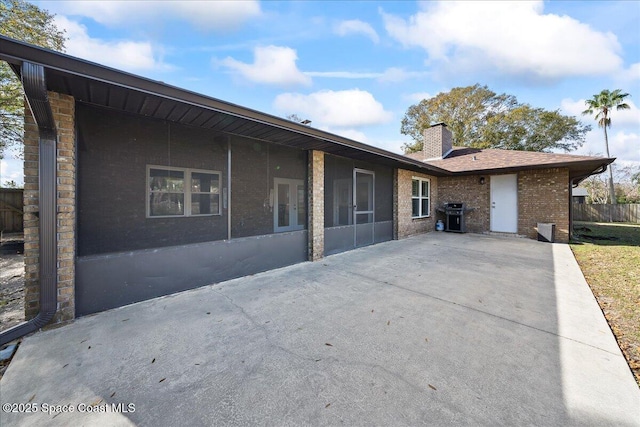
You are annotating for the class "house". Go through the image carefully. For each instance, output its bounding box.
[572,187,589,204]
[0,37,613,344]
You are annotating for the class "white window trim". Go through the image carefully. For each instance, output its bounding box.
[411,177,430,219]
[146,165,221,218]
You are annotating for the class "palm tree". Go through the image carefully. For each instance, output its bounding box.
[582,89,631,205]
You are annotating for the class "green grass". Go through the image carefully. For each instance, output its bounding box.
[571,222,640,386]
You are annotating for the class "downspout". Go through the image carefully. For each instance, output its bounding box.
[0,62,58,346]
[227,136,232,241]
[569,164,607,240]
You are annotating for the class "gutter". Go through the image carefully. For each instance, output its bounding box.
[0,62,58,346]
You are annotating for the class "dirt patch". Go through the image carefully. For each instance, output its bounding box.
[1,232,25,331]
[0,253,25,331]
[0,233,25,379]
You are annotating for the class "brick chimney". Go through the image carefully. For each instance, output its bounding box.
[423,123,453,160]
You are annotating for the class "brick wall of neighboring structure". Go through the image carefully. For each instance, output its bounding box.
[24,92,76,323]
[395,169,438,239]
[437,175,490,233]
[518,168,569,243]
[308,151,324,260]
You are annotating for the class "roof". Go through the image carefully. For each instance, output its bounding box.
[0,36,448,176]
[423,147,614,182]
[0,36,613,182]
[572,187,589,197]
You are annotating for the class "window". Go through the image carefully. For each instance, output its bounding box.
[147,166,220,218]
[411,178,430,218]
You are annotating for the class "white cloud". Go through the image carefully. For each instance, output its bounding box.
[334,19,380,44]
[560,98,640,165]
[585,130,640,164]
[0,158,23,187]
[609,132,640,164]
[619,63,640,83]
[561,98,640,127]
[219,46,311,87]
[404,92,433,103]
[49,1,260,31]
[323,127,370,143]
[54,16,173,72]
[377,67,427,83]
[313,128,407,154]
[305,71,382,79]
[305,67,426,82]
[273,89,393,128]
[381,1,624,79]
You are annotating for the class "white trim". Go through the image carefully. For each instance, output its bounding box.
[146,164,222,218]
[411,176,431,219]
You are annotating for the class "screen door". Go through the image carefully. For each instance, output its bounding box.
[353,169,374,247]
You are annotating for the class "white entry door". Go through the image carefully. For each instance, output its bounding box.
[274,178,305,232]
[490,174,518,233]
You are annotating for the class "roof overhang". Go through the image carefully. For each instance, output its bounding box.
[441,158,614,183]
[0,36,449,176]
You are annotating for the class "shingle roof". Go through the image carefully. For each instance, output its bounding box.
[403,146,614,183]
[425,147,612,173]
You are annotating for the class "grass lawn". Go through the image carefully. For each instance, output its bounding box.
[571,221,640,386]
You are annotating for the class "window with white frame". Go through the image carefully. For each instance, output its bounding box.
[412,178,430,218]
[147,166,220,218]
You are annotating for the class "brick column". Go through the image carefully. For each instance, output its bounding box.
[395,169,438,239]
[23,92,76,323]
[393,169,399,239]
[307,150,324,261]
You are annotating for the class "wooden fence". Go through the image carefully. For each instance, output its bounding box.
[573,203,640,223]
[0,188,23,232]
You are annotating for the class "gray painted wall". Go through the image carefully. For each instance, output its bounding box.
[76,231,308,316]
[325,221,393,256]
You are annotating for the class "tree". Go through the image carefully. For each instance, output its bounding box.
[582,89,631,205]
[2,179,20,188]
[286,114,311,125]
[401,84,590,154]
[581,174,610,204]
[0,0,66,159]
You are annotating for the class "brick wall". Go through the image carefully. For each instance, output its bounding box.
[436,169,570,242]
[518,168,569,243]
[24,92,76,323]
[395,169,438,239]
[308,151,324,260]
[437,175,490,233]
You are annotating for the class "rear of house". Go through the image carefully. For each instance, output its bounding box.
[0,37,613,341]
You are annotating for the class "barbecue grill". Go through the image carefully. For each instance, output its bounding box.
[437,202,473,233]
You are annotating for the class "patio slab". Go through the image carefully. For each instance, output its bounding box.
[1,233,638,426]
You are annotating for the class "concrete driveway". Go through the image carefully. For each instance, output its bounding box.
[1,233,639,426]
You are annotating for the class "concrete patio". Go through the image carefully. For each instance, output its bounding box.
[1,232,638,426]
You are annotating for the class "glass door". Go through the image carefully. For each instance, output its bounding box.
[274,178,305,232]
[353,169,374,247]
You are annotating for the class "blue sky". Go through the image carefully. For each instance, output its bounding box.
[2,0,639,186]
